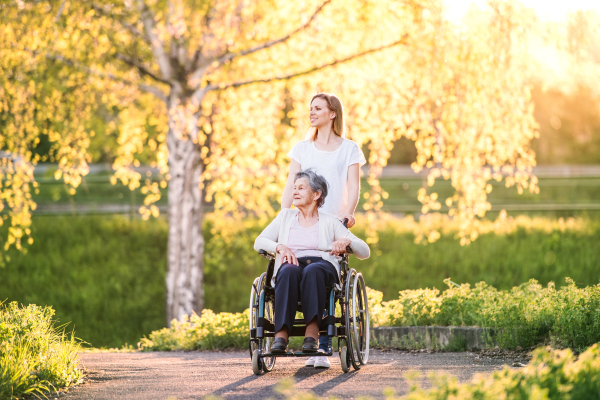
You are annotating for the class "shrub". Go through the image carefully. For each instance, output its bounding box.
[139,309,248,351]
[0,302,82,399]
[402,344,600,399]
[369,278,600,350]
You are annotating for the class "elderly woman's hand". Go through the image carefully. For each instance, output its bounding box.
[330,238,352,256]
[276,244,299,266]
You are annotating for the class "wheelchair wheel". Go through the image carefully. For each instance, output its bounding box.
[252,349,262,375]
[249,273,276,371]
[340,345,350,373]
[249,274,264,358]
[261,292,276,373]
[352,272,370,365]
[345,269,370,369]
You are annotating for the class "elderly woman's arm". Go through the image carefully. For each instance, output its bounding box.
[332,221,370,260]
[254,211,284,254]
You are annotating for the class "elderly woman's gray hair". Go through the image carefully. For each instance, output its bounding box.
[294,169,329,209]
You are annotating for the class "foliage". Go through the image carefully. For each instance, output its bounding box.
[0,302,82,399]
[368,278,600,351]
[402,344,600,400]
[139,309,247,351]
[0,0,553,256]
[140,278,600,353]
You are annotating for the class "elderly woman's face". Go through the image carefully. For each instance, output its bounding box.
[292,177,320,209]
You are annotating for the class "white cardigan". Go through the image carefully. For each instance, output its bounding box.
[254,208,370,284]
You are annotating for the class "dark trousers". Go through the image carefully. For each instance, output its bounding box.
[274,257,338,335]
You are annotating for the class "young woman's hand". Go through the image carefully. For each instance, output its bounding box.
[330,238,352,256]
[276,244,298,265]
[341,214,356,228]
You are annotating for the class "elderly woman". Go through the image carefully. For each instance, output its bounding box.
[254,169,370,353]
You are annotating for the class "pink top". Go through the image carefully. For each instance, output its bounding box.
[287,215,320,258]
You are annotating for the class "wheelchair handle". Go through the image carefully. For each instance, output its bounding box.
[342,218,349,229]
[258,249,275,260]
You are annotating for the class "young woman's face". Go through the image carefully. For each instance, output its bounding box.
[309,98,335,129]
[292,177,320,209]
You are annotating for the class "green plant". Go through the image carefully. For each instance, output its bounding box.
[139,309,248,351]
[0,302,82,399]
[368,277,600,350]
[403,344,600,399]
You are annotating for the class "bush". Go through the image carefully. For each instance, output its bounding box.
[0,302,82,399]
[138,309,248,351]
[402,344,600,399]
[369,278,600,350]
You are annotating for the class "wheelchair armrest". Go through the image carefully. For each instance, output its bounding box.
[258,249,275,260]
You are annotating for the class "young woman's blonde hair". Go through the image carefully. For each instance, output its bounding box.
[305,93,345,141]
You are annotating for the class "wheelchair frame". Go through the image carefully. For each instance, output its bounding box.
[249,242,370,375]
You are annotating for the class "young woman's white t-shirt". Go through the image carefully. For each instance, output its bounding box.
[288,139,367,218]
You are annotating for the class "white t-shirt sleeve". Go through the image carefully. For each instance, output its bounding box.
[349,142,367,167]
[287,141,305,165]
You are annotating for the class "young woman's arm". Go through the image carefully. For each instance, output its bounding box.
[341,163,360,228]
[281,159,301,209]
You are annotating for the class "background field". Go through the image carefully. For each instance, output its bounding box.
[1,213,599,348]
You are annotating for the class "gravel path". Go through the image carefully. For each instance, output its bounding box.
[58,350,523,399]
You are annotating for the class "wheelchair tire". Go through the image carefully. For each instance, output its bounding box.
[252,349,262,375]
[352,272,370,365]
[249,273,266,359]
[249,272,276,371]
[345,269,370,370]
[340,346,350,373]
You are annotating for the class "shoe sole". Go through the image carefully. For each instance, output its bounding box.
[302,349,319,353]
[271,349,288,354]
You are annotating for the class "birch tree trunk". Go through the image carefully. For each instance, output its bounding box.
[165,95,205,325]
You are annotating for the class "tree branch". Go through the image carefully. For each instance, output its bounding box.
[187,5,216,84]
[116,53,170,85]
[54,0,67,23]
[45,51,167,102]
[204,0,331,71]
[209,35,409,91]
[90,3,145,40]
[137,0,173,81]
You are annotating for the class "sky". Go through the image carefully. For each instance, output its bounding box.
[443,0,600,23]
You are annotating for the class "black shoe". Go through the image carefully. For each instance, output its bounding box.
[271,338,288,353]
[302,337,319,353]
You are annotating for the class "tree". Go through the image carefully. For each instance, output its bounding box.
[1,0,541,322]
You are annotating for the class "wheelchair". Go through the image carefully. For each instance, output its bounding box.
[249,222,370,375]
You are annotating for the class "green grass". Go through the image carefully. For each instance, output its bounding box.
[0,302,82,399]
[2,214,600,348]
[0,215,168,349]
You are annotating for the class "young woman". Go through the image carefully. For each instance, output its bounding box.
[281,93,366,368]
